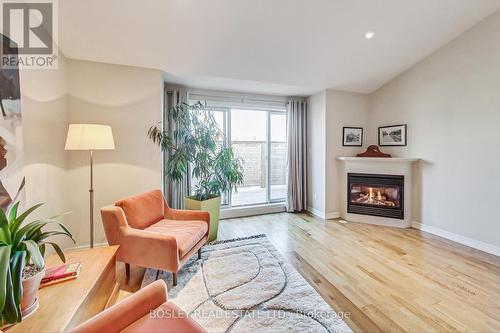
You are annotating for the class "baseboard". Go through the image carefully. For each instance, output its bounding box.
[325,212,340,219]
[307,206,325,219]
[71,242,109,250]
[221,203,286,219]
[307,207,339,220]
[412,221,500,257]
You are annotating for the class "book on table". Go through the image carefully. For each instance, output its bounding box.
[40,263,81,288]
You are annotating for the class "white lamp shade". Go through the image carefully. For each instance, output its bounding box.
[65,124,115,150]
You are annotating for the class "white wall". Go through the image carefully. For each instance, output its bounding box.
[306,91,326,216]
[368,11,500,248]
[309,12,500,252]
[307,89,369,218]
[20,57,164,248]
[325,90,368,216]
[20,52,72,247]
[17,10,500,254]
[65,59,164,246]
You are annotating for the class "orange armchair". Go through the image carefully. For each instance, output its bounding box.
[69,280,205,333]
[101,190,210,285]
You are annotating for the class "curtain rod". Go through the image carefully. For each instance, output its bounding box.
[166,88,305,103]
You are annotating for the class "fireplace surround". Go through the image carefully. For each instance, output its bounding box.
[348,173,404,219]
[337,157,419,228]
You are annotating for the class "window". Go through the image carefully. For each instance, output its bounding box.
[188,102,287,208]
[231,108,267,206]
[270,113,287,201]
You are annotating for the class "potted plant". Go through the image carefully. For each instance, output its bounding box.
[148,102,244,241]
[0,202,74,326]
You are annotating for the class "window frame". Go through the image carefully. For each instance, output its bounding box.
[187,101,287,208]
[268,111,287,203]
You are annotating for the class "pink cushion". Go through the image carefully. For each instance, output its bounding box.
[121,302,205,333]
[145,219,208,257]
[115,190,165,229]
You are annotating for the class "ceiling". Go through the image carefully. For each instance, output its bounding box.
[59,0,500,96]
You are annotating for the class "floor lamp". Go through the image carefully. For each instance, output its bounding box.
[65,124,115,248]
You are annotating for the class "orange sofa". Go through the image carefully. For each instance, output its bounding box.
[101,190,210,285]
[69,280,205,333]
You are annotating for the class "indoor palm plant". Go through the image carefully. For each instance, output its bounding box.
[148,101,244,241]
[0,202,74,325]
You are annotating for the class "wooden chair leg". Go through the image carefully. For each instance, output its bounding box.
[172,272,177,286]
[125,263,130,277]
[198,248,202,259]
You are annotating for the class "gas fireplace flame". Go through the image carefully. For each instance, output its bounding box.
[355,187,396,207]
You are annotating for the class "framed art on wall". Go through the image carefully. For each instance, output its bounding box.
[378,124,407,146]
[343,127,363,146]
[0,34,26,209]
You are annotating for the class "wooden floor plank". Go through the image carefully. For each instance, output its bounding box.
[288,250,384,333]
[116,212,500,333]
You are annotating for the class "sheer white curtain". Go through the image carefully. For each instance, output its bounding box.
[286,100,307,212]
[163,88,188,208]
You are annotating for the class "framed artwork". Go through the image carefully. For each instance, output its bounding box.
[343,127,363,146]
[378,124,407,146]
[0,34,26,209]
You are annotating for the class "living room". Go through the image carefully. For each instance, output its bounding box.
[0,0,499,332]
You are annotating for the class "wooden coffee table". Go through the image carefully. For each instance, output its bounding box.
[9,246,119,332]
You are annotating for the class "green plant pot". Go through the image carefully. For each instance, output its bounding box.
[184,196,221,242]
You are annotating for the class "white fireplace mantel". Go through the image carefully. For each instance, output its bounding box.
[336,157,420,162]
[336,156,420,228]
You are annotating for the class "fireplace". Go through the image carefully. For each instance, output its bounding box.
[347,173,404,219]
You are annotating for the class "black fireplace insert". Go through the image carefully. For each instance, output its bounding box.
[347,173,404,219]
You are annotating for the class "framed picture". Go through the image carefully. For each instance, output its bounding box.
[378,124,407,146]
[343,127,363,146]
[0,35,25,210]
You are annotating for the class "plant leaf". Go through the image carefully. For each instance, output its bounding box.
[22,240,44,268]
[48,211,73,220]
[12,220,48,246]
[1,255,20,323]
[0,208,10,245]
[22,219,74,244]
[39,243,46,257]
[10,251,25,309]
[9,203,43,236]
[7,202,19,224]
[149,102,244,201]
[0,245,11,314]
[33,230,73,243]
[42,242,66,263]
[25,219,61,239]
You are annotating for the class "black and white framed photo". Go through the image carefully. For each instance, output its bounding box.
[378,124,407,146]
[343,127,363,146]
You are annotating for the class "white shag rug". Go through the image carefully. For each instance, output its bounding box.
[141,234,352,333]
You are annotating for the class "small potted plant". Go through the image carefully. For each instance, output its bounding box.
[148,102,244,241]
[0,202,74,326]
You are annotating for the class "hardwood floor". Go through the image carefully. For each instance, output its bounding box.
[117,212,500,333]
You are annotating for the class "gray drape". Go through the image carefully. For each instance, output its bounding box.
[163,88,188,208]
[286,100,307,212]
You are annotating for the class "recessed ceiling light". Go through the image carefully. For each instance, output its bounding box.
[365,31,375,39]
